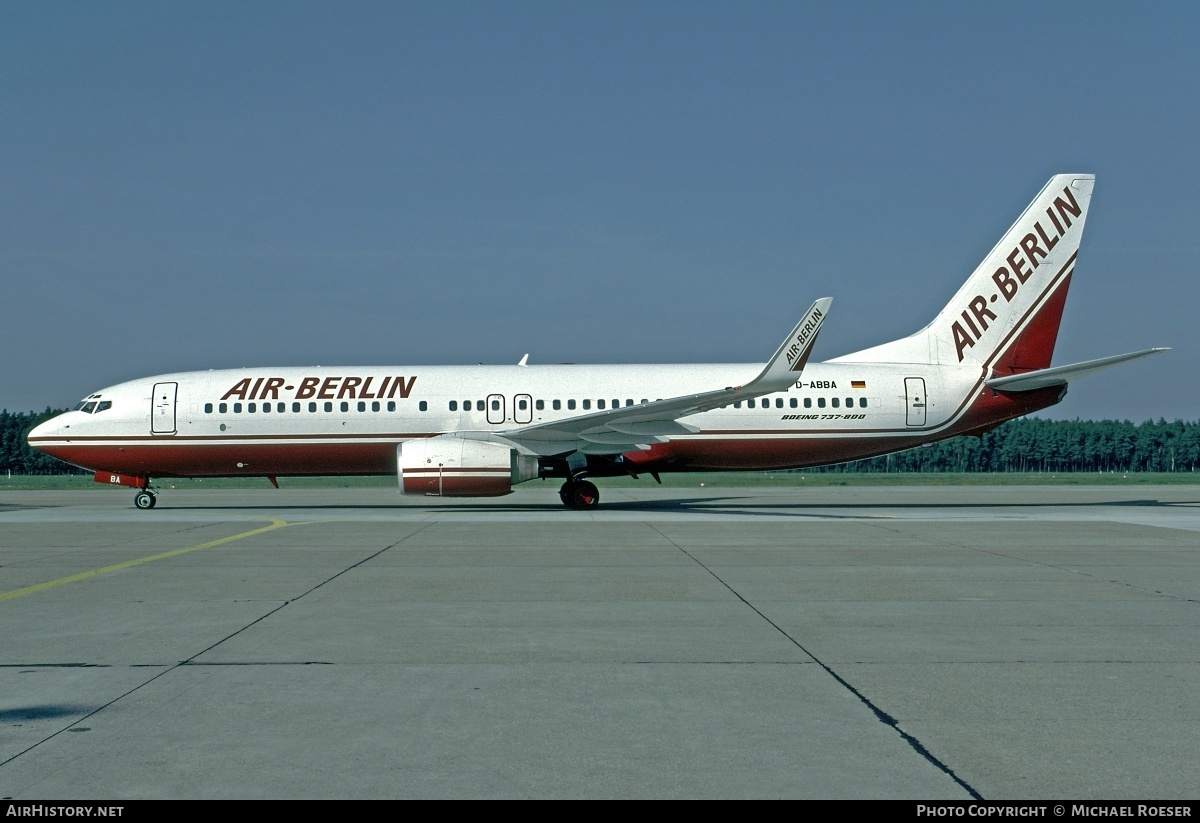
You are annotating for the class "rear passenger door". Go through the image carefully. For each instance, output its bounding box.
[905,377,927,427]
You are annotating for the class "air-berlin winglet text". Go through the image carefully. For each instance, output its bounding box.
[785,308,824,369]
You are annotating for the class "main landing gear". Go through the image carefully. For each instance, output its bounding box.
[559,479,599,510]
[134,489,157,510]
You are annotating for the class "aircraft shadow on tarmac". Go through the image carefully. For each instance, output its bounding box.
[168,494,1193,516]
[0,704,97,723]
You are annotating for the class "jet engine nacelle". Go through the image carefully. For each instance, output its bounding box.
[398,436,539,497]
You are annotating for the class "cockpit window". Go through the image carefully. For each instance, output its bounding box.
[74,394,105,413]
[95,401,112,413]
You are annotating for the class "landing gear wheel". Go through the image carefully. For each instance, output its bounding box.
[561,480,599,510]
[134,490,157,510]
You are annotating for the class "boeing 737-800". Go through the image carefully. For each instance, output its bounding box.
[28,174,1166,509]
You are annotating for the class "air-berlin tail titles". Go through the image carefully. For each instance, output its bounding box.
[220,375,418,402]
[951,184,1082,362]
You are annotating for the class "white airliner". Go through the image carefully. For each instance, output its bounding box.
[29,174,1166,510]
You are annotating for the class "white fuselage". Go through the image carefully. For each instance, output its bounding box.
[27,359,1055,481]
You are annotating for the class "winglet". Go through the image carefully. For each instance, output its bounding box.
[753,298,832,389]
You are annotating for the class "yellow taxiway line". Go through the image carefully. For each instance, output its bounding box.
[0,518,297,602]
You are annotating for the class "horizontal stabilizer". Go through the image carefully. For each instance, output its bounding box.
[984,348,1169,392]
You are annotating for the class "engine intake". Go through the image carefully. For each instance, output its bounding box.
[398,436,538,497]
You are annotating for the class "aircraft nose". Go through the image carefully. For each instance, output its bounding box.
[28,415,65,444]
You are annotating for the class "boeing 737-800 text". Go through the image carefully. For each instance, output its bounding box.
[28,174,1166,509]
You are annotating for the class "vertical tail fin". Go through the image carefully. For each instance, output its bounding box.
[836,174,1095,374]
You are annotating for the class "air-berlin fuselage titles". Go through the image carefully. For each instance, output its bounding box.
[28,174,1167,509]
[220,375,418,402]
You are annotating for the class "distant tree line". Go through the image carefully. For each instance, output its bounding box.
[814,417,1200,474]
[0,408,79,475]
[1,409,1198,475]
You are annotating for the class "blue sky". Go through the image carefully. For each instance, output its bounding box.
[3,1,1196,421]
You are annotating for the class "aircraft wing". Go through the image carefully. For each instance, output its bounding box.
[462,298,831,456]
[984,348,1169,392]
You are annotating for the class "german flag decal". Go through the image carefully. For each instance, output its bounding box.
[851,380,866,389]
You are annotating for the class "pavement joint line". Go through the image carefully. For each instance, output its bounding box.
[178,522,436,663]
[0,518,301,602]
[0,522,434,771]
[645,522,985,801]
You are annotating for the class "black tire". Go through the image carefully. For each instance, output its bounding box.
[569,480,599,510]
[559,482,574,506]
[134,491,156,510]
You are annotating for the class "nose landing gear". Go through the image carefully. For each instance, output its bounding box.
[134,489,157,509]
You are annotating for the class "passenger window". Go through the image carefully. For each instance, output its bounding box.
[553,400,561,410]
[387,401,396,412]
[491,399,500,411]
[324,402,333,412]
[734,401,742,409]
[859,398,867,408]
[613,399,620,409]
[420,401,428,411]
[776,398,783,409]
[292,402,300,413]
[641,399,648,404]
[372,401,380,412]
[817,398,826,408]
[449,400,458,411]
[845,398,853,408]
[518,398,528,410]
[462,400,471,411]
[598,399,606,409]
[567,400,576,410]
[625,399,633,407]
[219,403,228,413]
[804,398,812,408]
[790,398,797,408]
[535,400,544,411]
[278,402,285,413]
[249,403,257,413]
[357,401,366,412]
[582,399,591,410]
[340,402,349,412]
[832,398,839,408]
[204,403,213,414]
[748,399,756,409]
[308,402,317,412]
[234,403,243,413]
